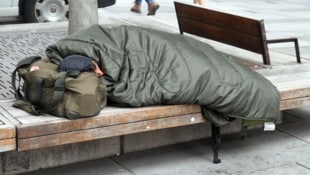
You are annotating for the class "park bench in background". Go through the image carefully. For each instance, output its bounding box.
[1,62,310,163]
[174,1,301,65]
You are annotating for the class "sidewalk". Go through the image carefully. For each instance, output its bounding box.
[1,0,310,174]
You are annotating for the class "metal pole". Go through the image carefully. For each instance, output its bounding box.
[68,0,98,35]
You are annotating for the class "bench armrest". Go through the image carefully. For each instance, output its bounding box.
[267,38,301,63]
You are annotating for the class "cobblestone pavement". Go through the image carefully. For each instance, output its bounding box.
[0,32,66,100]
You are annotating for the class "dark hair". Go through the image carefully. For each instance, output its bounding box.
[58,55,93,72]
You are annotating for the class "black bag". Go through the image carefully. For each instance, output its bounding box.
[11,56,107,119]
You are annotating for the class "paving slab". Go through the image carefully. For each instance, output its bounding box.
[278,120,310,143]
[22,158,131,175]
[249,163,310,175]
[110,129,310,175]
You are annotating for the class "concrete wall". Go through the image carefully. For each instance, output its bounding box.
[1,137,120,175]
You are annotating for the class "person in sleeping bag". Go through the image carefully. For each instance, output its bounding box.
[46,24,281,126]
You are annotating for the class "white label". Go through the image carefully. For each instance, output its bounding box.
[264,122,276,131]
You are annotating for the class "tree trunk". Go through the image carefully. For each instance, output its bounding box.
[68,0,98,35]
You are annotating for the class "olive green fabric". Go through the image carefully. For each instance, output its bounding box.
[12,57,107,119]
[46,24,281,126]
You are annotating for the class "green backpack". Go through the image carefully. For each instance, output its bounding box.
[11,56,107,119]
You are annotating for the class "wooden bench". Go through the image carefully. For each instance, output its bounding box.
[0,107,16,152]
[174,1,301,65]
[1,103,202,151]
[1,61,310,163]
[1,60,310,156]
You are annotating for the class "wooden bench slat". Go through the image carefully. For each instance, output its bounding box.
[274,80,310,90]
[256,64,310,100]
[0,110,16,140]
[258,80,310,90]
[256,67,310,81]
[256,64,310,75]
[0,125,16,139]
[174,1,269,61]
[261,72,310,82]
[16,105,201,138]
[0,139,16,152]
[0,108,16,152]
[175,2,261,36]
[279,87,310,100]
[178,18,264,53]
[280,96,310,110]
[18,113,205,151]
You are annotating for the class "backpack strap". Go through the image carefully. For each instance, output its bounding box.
[51,71,81,107]
[11,56,42,100]
[13,100,41,115]
[29,77,44,107]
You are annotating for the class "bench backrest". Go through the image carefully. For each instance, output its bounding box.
[174,1,271,65]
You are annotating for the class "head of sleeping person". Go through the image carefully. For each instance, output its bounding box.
[30,54,104,77]
[58,54,104,76]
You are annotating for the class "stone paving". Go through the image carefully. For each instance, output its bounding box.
[0,32,66,100]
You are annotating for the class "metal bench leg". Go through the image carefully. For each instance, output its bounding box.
[211,124,221,164]
[240,126,247,140]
